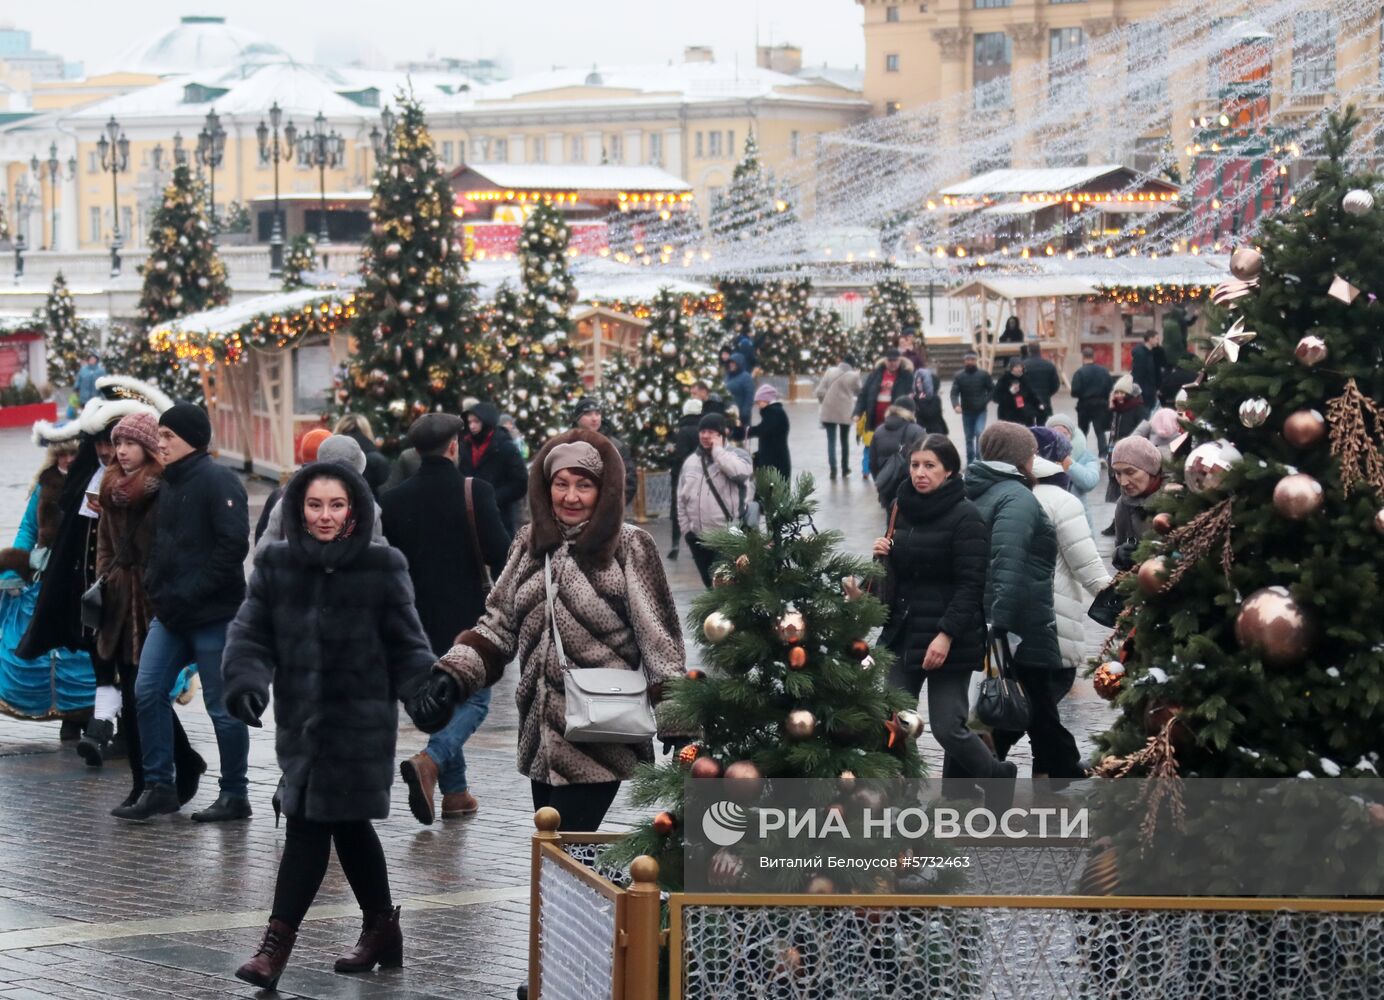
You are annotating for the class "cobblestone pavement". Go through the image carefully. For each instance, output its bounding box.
[0,389,1118,998]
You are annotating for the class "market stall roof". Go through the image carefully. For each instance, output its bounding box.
[950,276,1097,300]
[451,163,692,195]
[940,165,1144,197]
[156,289,341,337]
[468,258,714,303]
[949,255,1230,299]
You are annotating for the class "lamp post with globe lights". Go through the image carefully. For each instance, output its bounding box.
[96,115,130,277]
[256,102,297,278]
[301,111,345,246]
[197,109,226,236]
[368,105,395,175]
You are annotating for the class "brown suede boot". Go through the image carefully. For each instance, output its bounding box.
[441,790,479,818]
[235,919,297,989]
[334,906,403,973]
[399,753,438,825]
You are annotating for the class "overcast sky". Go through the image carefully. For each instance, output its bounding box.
[16,1,866,77]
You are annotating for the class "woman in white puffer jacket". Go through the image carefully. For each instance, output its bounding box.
[1031,451,1113,671]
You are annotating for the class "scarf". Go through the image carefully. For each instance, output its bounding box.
[100,462,162,510]
[1111,394,1143,415]
[894,474,965,524]
[469,430,493,468]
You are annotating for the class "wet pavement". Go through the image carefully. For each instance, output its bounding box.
[0,387,1118,999]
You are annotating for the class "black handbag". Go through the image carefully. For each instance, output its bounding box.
[79,524,137,632]
[976,630,1031,731]
[1087,584,1123,628]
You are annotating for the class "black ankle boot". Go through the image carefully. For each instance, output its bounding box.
[111,783,180,821]
[76,718,115,767]
[192,792,252,823]
[111,788,142,815]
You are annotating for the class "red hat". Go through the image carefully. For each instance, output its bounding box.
[298,428,331,463]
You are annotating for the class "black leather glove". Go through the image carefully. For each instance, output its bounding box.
[409,671,461,734]
[1112,541,1137,572]
[661,737,694,756]
[229,690,267,728]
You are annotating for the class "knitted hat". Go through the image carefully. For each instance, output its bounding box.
[754,384,778,403]
[316,434,368,474]
[979,421,1038,470]
[1150,407,1181,439]
[299,427,331,463]
[698,413,726,435]
[682,398,703,417]
[1031,425,1071,463]
[1045,413,1086,459]
[1112,373,1138,397]
[111,411,160,457]
[1111,436,1163,476]
[158,402,212,451]
[570,397,602,424]
[543,441,604,482]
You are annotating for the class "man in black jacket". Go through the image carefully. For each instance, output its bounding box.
[383,414,511,825]
[1022,346,1061,419]
[949,351,993,464]
[1069,347,1115,457]
[460,402,529,535]
[119,403,251,823]
[572,398,637,505]
[1130,330,1164,416]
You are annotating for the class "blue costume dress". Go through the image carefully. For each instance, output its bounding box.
[0,487,95,718]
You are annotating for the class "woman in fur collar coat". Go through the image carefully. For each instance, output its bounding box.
[425,427,687,833]
[222,462,436,990]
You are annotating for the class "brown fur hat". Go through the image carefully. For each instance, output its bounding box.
[526,427,626,569]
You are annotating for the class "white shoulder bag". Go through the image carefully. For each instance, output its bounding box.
[547,554,657,744]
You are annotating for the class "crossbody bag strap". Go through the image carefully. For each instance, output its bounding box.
[462,477,492,589]
[886,501,900,541]
[544,554,569,670]
[699,451,735,523]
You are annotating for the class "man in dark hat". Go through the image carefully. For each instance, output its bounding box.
[383,413,511,825]
[571,398,637,505]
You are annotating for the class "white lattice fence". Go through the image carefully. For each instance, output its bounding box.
[538,853,619,1000]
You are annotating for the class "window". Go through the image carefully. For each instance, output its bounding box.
[120,206,133,241]
[886,53,900,73]
[531,136,546,163]
[727,130,735,156]
[1132,136,1167,176]
[89,206,101,242]
[494,137,508,162]
[972,145,1011,174]
[1049,27,1086,101]
[886,5,900,21]
[974,0,1012,7]
[1127,23,1167,109]
[87,151,97,173]
[608,133,622,163]
[648,132,663,164]
[695,131,704,157]
[973,32,1013,110]
[885,100,902,115]
[440,141,453,164]
[570,134,585,163]
[1292,10,1336,93]
[708,131,723,157]
[1048,0,1085,4]
[790,130,800,158]
[472,136,490,161]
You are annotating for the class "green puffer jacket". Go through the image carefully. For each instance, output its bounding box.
[963,461,1062,670]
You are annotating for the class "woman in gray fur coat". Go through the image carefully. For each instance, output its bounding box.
[424,427,687,832]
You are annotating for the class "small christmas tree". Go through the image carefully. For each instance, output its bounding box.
[604,471,927,891]
[339,93,481,450]
[497,200,585,443]
[804,306,851,373]
[137,163,229,329]
[751,279,814,378]
[596,341,641,442]
[41,272,98,390]
[860,275,922,360]
[282,234,318,290]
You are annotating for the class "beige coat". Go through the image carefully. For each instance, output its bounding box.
[816,363,862,426]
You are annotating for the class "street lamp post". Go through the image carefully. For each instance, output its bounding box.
[96,115,130,278]
[369,105,396,174]
[302,111,345,245]
[196,109,226,236]
[12,231,23,283]
[43,144,59,250]
[257,102,297,278]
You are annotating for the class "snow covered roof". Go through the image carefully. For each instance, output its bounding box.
[157,289,340,338]
[950,256,1230,299]
[940,166,1157,197]
[467,259,713,304]
[454,164,692,193]
[108,16,288,77]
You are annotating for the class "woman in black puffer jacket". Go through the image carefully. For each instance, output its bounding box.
[875,434,1014,787]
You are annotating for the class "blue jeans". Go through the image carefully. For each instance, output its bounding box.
[423,688,492,794]
[961,409,988,464]
[823,423,850,475]
[135,617,248,796]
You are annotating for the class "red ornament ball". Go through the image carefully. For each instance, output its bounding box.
[1152,513,1174,535]
[652,811,677,836]
[849,639,871,661]
[788,646,808,670]
[678,743,700,765]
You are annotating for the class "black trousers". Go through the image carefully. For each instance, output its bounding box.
[115,657,200,794]
[824,423,850,474]
[531,780,620,833]
[992,667,1084,779]
[684,532,717,588]
[1076,401,1110,457]
[271,817,392,929]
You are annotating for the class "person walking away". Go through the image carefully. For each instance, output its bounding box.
[571,398,637,506]
[691,380,724,416]
[723,354,755,441]
[92,412,209,809]
[1109,436,1165,573]
[383,414,512,825]
[1069,347,1114,458]
[853,348,914,444]
[815,355,861,480]
[676,414,754,587]
[76,354,107,406]
[1022,347,1061,422]
[950,351,993,465]
[993,359,1042,426]
[1133,407,1182,464]
[667,399,703,559]
[1129,331,1164,415]
[964,423,1085,784]
[748,385,791,480]
[333,415,392,498]
[910,348,948,435]
[426,430,687,833]
[869,398,925,512]
[1102,375,1149,533]
[460,402,529,536]
[256,436,386,555]
[225,462,440,989]
[874,434,1015,796]
[1045,415,1101,530]
[1030,430,1112,750]
[118,403,251,823]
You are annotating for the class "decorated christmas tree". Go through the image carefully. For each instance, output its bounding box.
[859,275,922,360]
[137,163,229,329]
[282,234,318,290]
[751,279,814,378]
[105,322,204,405]
[339,93,480,450]
[40,272,98,391]
[804,305,852,373]
[596,341,641,443]
[604,471,928,892]
[496,199,584,443]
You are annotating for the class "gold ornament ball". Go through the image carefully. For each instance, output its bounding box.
[1152,512,1175,535]
[1294,335,1329,368]
[1235,586,1315,667]
[1272,473,1324,520]
[703,611,735,644]
[712,568,734,588]
[1229,246,1264,281]
[1093,661,1125,701]
[652,811,677,836]
[775,609,807,645]
[1282,409,1327,449]
[788,646,809,670]
[723,760,764,803]
[678,743,701,765]
[690,756,723,780]
[735,554,751,573]
[785,709,817,740]
[1137,557,1171,596]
